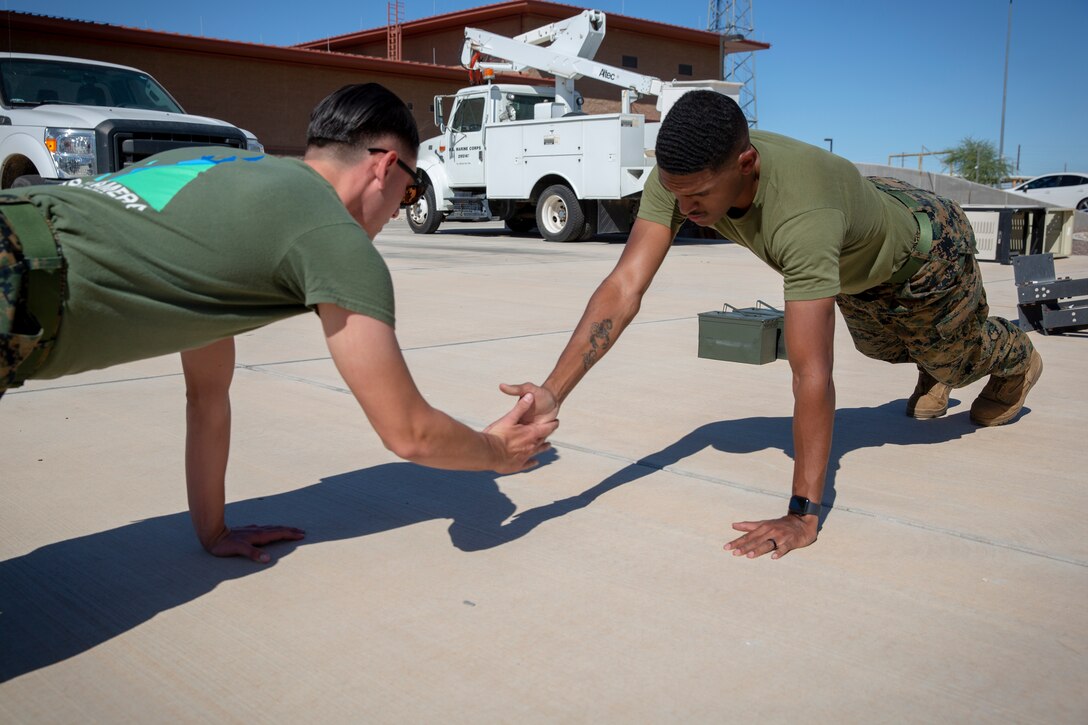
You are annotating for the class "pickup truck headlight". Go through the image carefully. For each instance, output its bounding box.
[44,128,97,178]
[247,137,265,153]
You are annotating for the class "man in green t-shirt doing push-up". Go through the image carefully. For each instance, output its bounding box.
[501,91,1040,560]
[1,83,557,563]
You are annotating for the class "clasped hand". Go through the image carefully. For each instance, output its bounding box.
[483,392,559,474]
[498,382,559,424]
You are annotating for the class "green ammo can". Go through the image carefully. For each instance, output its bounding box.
[697,300,787,365]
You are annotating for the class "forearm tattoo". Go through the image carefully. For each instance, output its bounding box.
[582,319,614,371]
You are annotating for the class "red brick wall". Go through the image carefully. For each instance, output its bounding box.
[2,15,465,154]
[3,10,722,152]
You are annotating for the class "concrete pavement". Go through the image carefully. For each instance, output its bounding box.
[2,219,1086,722]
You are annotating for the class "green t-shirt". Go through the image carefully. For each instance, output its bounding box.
[638,130,919,301]
[16,148,394,378]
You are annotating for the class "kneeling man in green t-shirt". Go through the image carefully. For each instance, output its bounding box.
[500,91,1040,560]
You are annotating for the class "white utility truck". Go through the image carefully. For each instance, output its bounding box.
[407,9,739,242]
[0,53,262,188]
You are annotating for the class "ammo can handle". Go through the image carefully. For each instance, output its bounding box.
[756,299,781,313]
[722,302,739,313]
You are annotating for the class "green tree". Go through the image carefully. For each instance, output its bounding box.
[944,137,1013,186]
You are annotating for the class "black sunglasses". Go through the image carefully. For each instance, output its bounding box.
[368,148,427,207]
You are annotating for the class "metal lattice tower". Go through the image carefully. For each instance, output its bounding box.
[387,0,405,61]
[707,0,757,127]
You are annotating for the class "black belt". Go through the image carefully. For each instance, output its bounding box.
[1,200,65,383]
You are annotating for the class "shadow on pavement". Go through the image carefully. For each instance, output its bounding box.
[0,452,562,681]
[531,398,985,535]
[1,400,988,680]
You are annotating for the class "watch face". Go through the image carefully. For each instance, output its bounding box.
[789,495,817,515]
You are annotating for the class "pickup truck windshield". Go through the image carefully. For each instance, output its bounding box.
[0,58,185,113]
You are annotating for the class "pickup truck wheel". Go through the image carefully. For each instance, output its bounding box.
[11,174,45,188]
[407,184,442,234]
[536,184,584,242]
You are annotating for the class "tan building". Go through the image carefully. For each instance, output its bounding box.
[1,2,766,155]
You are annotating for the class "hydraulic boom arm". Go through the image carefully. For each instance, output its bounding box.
[461,9,664,113]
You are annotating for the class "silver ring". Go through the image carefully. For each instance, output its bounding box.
[768,538,778,551]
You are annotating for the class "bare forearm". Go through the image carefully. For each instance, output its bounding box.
[543,277,640,403]
[726,297,835,559]
[185,395,231,550]
[179,338,308,564]
[723,371,833,559]
[384,403,504,471]
[790,372,835,503]
[322,306,551,475]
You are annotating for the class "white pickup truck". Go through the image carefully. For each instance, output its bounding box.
[0,53,262,188]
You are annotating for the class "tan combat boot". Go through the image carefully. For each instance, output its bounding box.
[970,349,1043,426]
[906,367,951,419]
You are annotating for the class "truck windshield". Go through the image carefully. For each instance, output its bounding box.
[451,97,485,133]
[0,58,185,113]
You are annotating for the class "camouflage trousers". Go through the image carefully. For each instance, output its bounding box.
[835,178,1034,388]
[0,211,49,399]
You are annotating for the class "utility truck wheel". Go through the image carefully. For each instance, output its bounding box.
[536,184,584,242]
[407,184,442,234]
[506,216,536,234]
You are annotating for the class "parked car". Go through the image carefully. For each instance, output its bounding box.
[1011,172,1088,211]
[0,53,262,188]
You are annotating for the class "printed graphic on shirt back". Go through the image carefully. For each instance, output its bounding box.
[63,153,265,212]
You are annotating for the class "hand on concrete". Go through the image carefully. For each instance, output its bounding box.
[484,393,559,474]
[724,515,817,560]
[498,382,559,424]
[206,524,307,564]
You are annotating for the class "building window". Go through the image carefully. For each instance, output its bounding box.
[621,55,638,69]
[678,63,693,76]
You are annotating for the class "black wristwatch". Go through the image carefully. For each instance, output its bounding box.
[788,495,821,517]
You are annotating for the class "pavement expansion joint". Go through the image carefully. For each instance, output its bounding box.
[528,439,1088,568]
[237,362,1086,568]
[4,371,183,395]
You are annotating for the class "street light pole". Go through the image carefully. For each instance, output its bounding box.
[824,137,833,154]
[999,0,1012,161]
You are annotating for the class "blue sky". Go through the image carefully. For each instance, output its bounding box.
[8,0,1085,176]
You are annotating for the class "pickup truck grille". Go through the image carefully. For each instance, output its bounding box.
[113,131,246,168]
[97,119,248,172]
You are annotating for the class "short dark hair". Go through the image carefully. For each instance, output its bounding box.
[307,83,420,156]
[655,90,749,174]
